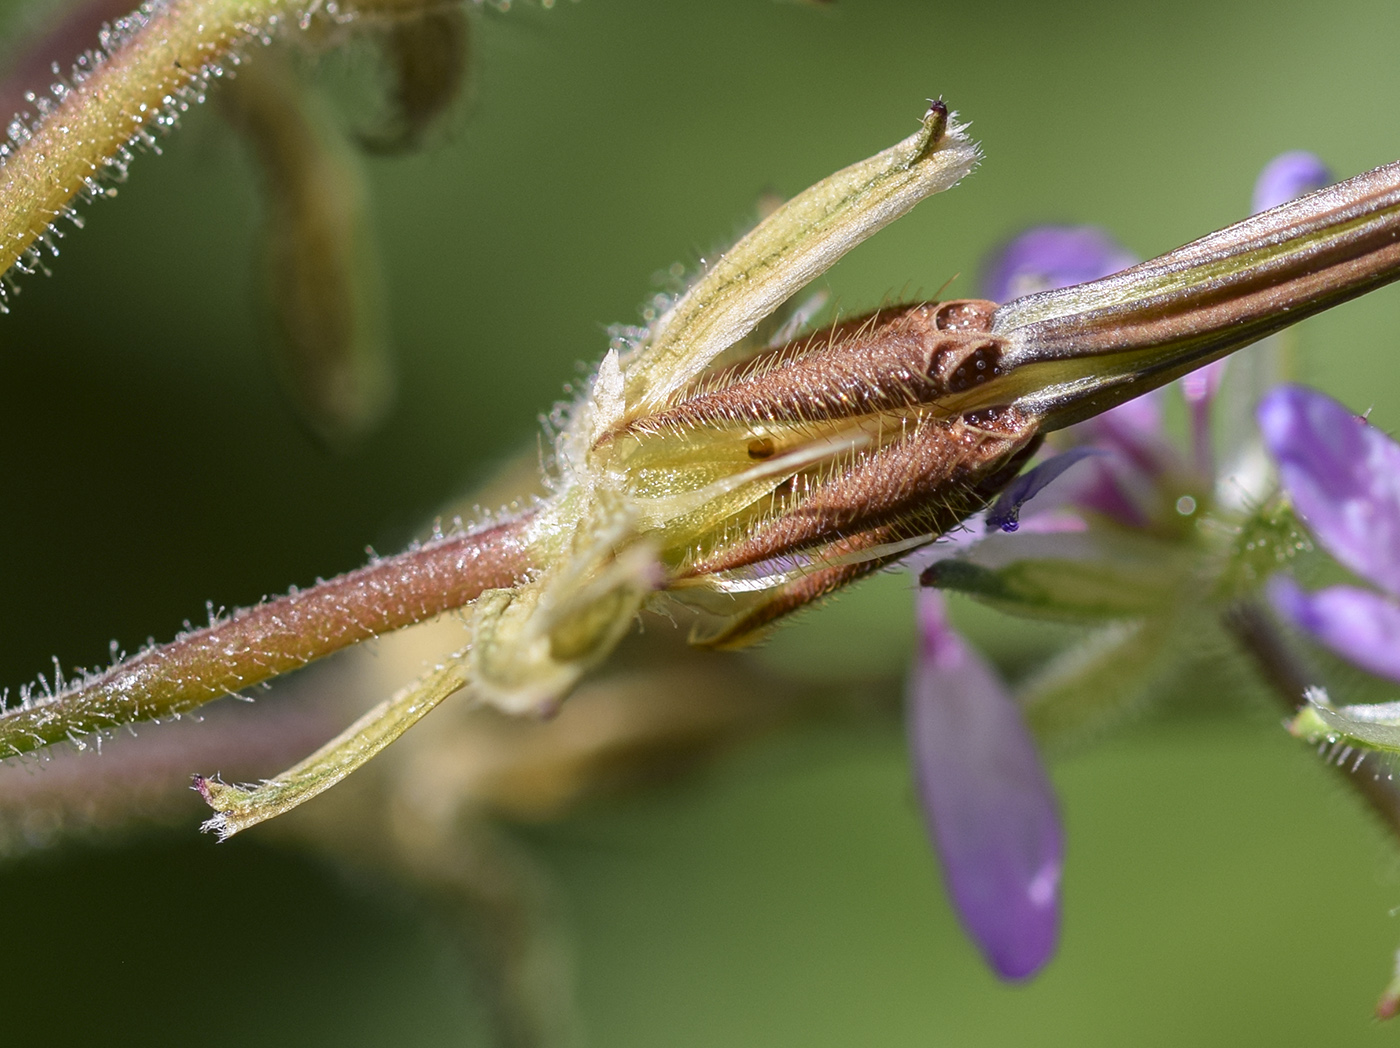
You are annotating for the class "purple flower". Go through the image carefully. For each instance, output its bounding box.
[982,226,1137,304]
[898,223,1143,983]
[1059,388,1182,527]
[1252,151,1333,215]
[908,590,1063,980]
[1260,384,1400,682]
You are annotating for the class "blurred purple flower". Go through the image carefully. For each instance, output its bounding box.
[909,590,1063,980]
[1260,385,1400,682]
[904,221,1135,983]
[1252,151,1333,215]
[982,226,1137,304]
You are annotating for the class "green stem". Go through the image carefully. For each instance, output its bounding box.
[0,0,305,283]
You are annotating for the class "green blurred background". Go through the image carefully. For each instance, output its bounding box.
[4,0,1400,1044]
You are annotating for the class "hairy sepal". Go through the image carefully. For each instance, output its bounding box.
[197,654,469,839]
[1288,689,1400,753]
[620,102,979,413]
[1020,617,1174,748]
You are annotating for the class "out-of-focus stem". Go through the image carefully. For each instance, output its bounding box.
[221,50,393,444]
[0,0,303,279]
[0,514,538,758]
[1222,599,1400,842]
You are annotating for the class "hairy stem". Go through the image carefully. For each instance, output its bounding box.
[1222,599,1400,842]
[0,0,136,126]
[0,514,537,758]
[0,0,305,281]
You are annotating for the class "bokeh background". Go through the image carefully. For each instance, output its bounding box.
[3,0,1400,1044]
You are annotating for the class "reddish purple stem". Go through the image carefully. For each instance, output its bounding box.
[0,514,538,757]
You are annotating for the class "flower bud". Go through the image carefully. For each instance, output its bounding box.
[486,102,994,665]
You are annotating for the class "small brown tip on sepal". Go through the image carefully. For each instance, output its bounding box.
[910,98,950,163]
[191,774,236,841]
[191,773,215,804]
[923,98,949,140]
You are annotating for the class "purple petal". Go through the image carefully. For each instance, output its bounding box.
[981,226,1137,304]
[1180,358,1227,407]
[1182,359,1229,477]
[1056,394,1178,526]
[1078,389,1168,473]
[1251,151,1332,215]
[1269,577,1400,683]
[987,447,1106,532]
[908,590,1063,981]
[1258,385,1400,596]
[1011,510,1089,535]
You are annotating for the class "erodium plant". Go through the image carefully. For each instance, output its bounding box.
[14,0,1400,1030]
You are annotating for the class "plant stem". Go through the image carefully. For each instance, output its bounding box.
[996,159,1400,429]
[0,514,537,757]
[0,0,302,282]
[1222,599,1400,841]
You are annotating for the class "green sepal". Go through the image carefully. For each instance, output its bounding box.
[622,103,979,412]
[1287,690,1400,752]
[925,555,1179,624]
[196,655,469,839]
